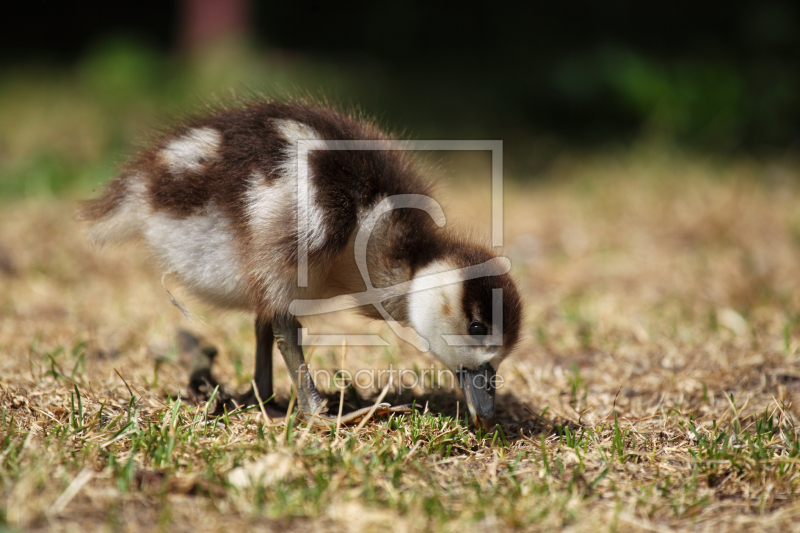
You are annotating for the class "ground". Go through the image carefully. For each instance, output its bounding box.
[2,148,800,532]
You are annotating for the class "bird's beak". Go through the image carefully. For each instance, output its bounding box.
[459,363,496,430]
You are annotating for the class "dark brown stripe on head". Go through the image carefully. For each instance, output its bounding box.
[458,248,523,352]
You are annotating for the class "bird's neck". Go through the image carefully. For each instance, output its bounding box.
[355,211,445,325]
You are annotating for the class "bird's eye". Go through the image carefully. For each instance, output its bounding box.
[469,321,488,336]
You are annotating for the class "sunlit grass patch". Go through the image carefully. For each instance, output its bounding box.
[3,151,800,531]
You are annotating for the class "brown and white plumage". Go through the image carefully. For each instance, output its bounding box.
[82,99,522,428]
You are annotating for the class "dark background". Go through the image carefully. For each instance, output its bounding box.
[3,1,800,163]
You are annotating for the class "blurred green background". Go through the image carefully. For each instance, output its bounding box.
[1,0,799,199]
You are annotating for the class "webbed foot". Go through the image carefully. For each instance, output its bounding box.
[180,330,237,412]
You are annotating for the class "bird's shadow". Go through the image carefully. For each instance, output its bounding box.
[326,387,575,441]
[233,385,568,442]
[177,329,573,442]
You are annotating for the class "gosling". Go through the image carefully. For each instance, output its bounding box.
[82,99,522,429]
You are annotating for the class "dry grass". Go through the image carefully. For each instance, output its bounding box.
[3,148,800,532]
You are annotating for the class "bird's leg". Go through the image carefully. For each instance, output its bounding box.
[273,314,413,427]
[253,316,275,404]
[272,314,328,419]
[236,317,285,418]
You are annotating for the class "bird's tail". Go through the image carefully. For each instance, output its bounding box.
[79,173,147,247]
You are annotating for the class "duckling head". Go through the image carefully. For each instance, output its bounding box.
[407,253,522,430]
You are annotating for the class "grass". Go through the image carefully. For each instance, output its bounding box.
[2,46,800,529]
[3,149,800,532]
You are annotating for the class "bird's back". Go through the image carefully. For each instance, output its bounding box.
[82,101,434,316]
